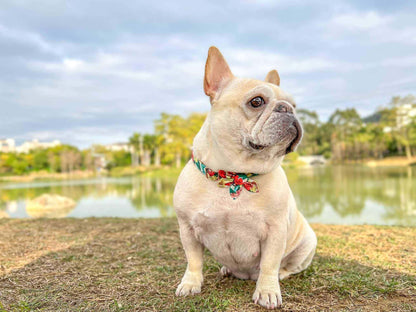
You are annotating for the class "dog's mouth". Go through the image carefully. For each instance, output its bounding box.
[249,141,267,150]
[285,120,303,154]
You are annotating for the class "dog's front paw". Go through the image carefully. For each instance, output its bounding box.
[252,275,282,309]
[175,271,203,297]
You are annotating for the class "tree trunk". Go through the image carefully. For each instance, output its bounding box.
[130,146,139,167]
[405,143,412,159]
[397,142,403,155]
[131,151,138,167]
[154,148,160,166]
[143,150,151,166]
[139,136,144,166]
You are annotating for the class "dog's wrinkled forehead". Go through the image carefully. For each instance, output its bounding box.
[213,78,296,110]
[243,84,296,109]
[243,84,275,102]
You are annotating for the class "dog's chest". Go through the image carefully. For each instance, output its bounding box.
[190,194,269,268]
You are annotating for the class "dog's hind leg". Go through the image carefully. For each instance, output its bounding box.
[279,227,317,280]
[220,266,232,277]
[219,266,253,279]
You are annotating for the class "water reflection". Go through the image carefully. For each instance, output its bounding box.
[0,166,415,225]
[129,177,174,216]
[286,166,416,226]
[0,176,177,219]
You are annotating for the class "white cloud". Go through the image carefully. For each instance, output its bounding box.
[325,9,416,45]
[0,23,63,55]
[62,58,84,71]
[330,11,390,31]
[225,49,337,77]
[381,56,416,67]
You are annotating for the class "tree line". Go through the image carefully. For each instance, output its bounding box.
[0,145,82,175]
[297,95,416,161]
[1,95,415,175]
[0,113,206,175]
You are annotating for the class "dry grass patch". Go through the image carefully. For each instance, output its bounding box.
[0,218,415,311]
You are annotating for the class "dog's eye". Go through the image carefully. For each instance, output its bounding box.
[249,96,265,108]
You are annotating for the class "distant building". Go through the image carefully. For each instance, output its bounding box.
[396,104,416,128]
[0,138,15,153]
[383,103,416,133]
[16,139,61,153]
[104,142,131,152]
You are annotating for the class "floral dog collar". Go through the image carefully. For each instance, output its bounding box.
[192,153,259,199]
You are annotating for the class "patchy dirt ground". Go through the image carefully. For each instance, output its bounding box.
[0,218,415,311]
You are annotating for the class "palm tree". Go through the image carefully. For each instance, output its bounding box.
[129,133,141,166]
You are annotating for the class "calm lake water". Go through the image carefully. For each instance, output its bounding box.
[1,166,415,226]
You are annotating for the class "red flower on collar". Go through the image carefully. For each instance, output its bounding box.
[218,170,226,178]
[234,176,243,185]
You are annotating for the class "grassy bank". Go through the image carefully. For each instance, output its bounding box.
[365,156,416,167]
[0,170,97,183]
[0,218,415,311]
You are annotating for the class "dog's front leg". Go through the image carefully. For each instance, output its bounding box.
[253,224,287,309]
[175,218,204,296]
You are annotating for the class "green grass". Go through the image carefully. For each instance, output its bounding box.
[0,218,415,311]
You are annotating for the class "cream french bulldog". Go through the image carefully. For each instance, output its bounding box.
[174,46,317,309]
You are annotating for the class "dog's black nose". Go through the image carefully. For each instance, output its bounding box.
[274,102,293,114]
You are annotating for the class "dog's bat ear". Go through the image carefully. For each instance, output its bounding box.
[265,70,280,86]
[204,46,233,100]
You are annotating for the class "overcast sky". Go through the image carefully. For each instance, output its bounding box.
[1,0,415,148]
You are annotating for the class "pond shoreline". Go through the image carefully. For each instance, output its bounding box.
[2,155,416,183]
[0,166,182,183]
[0,218,414,311]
